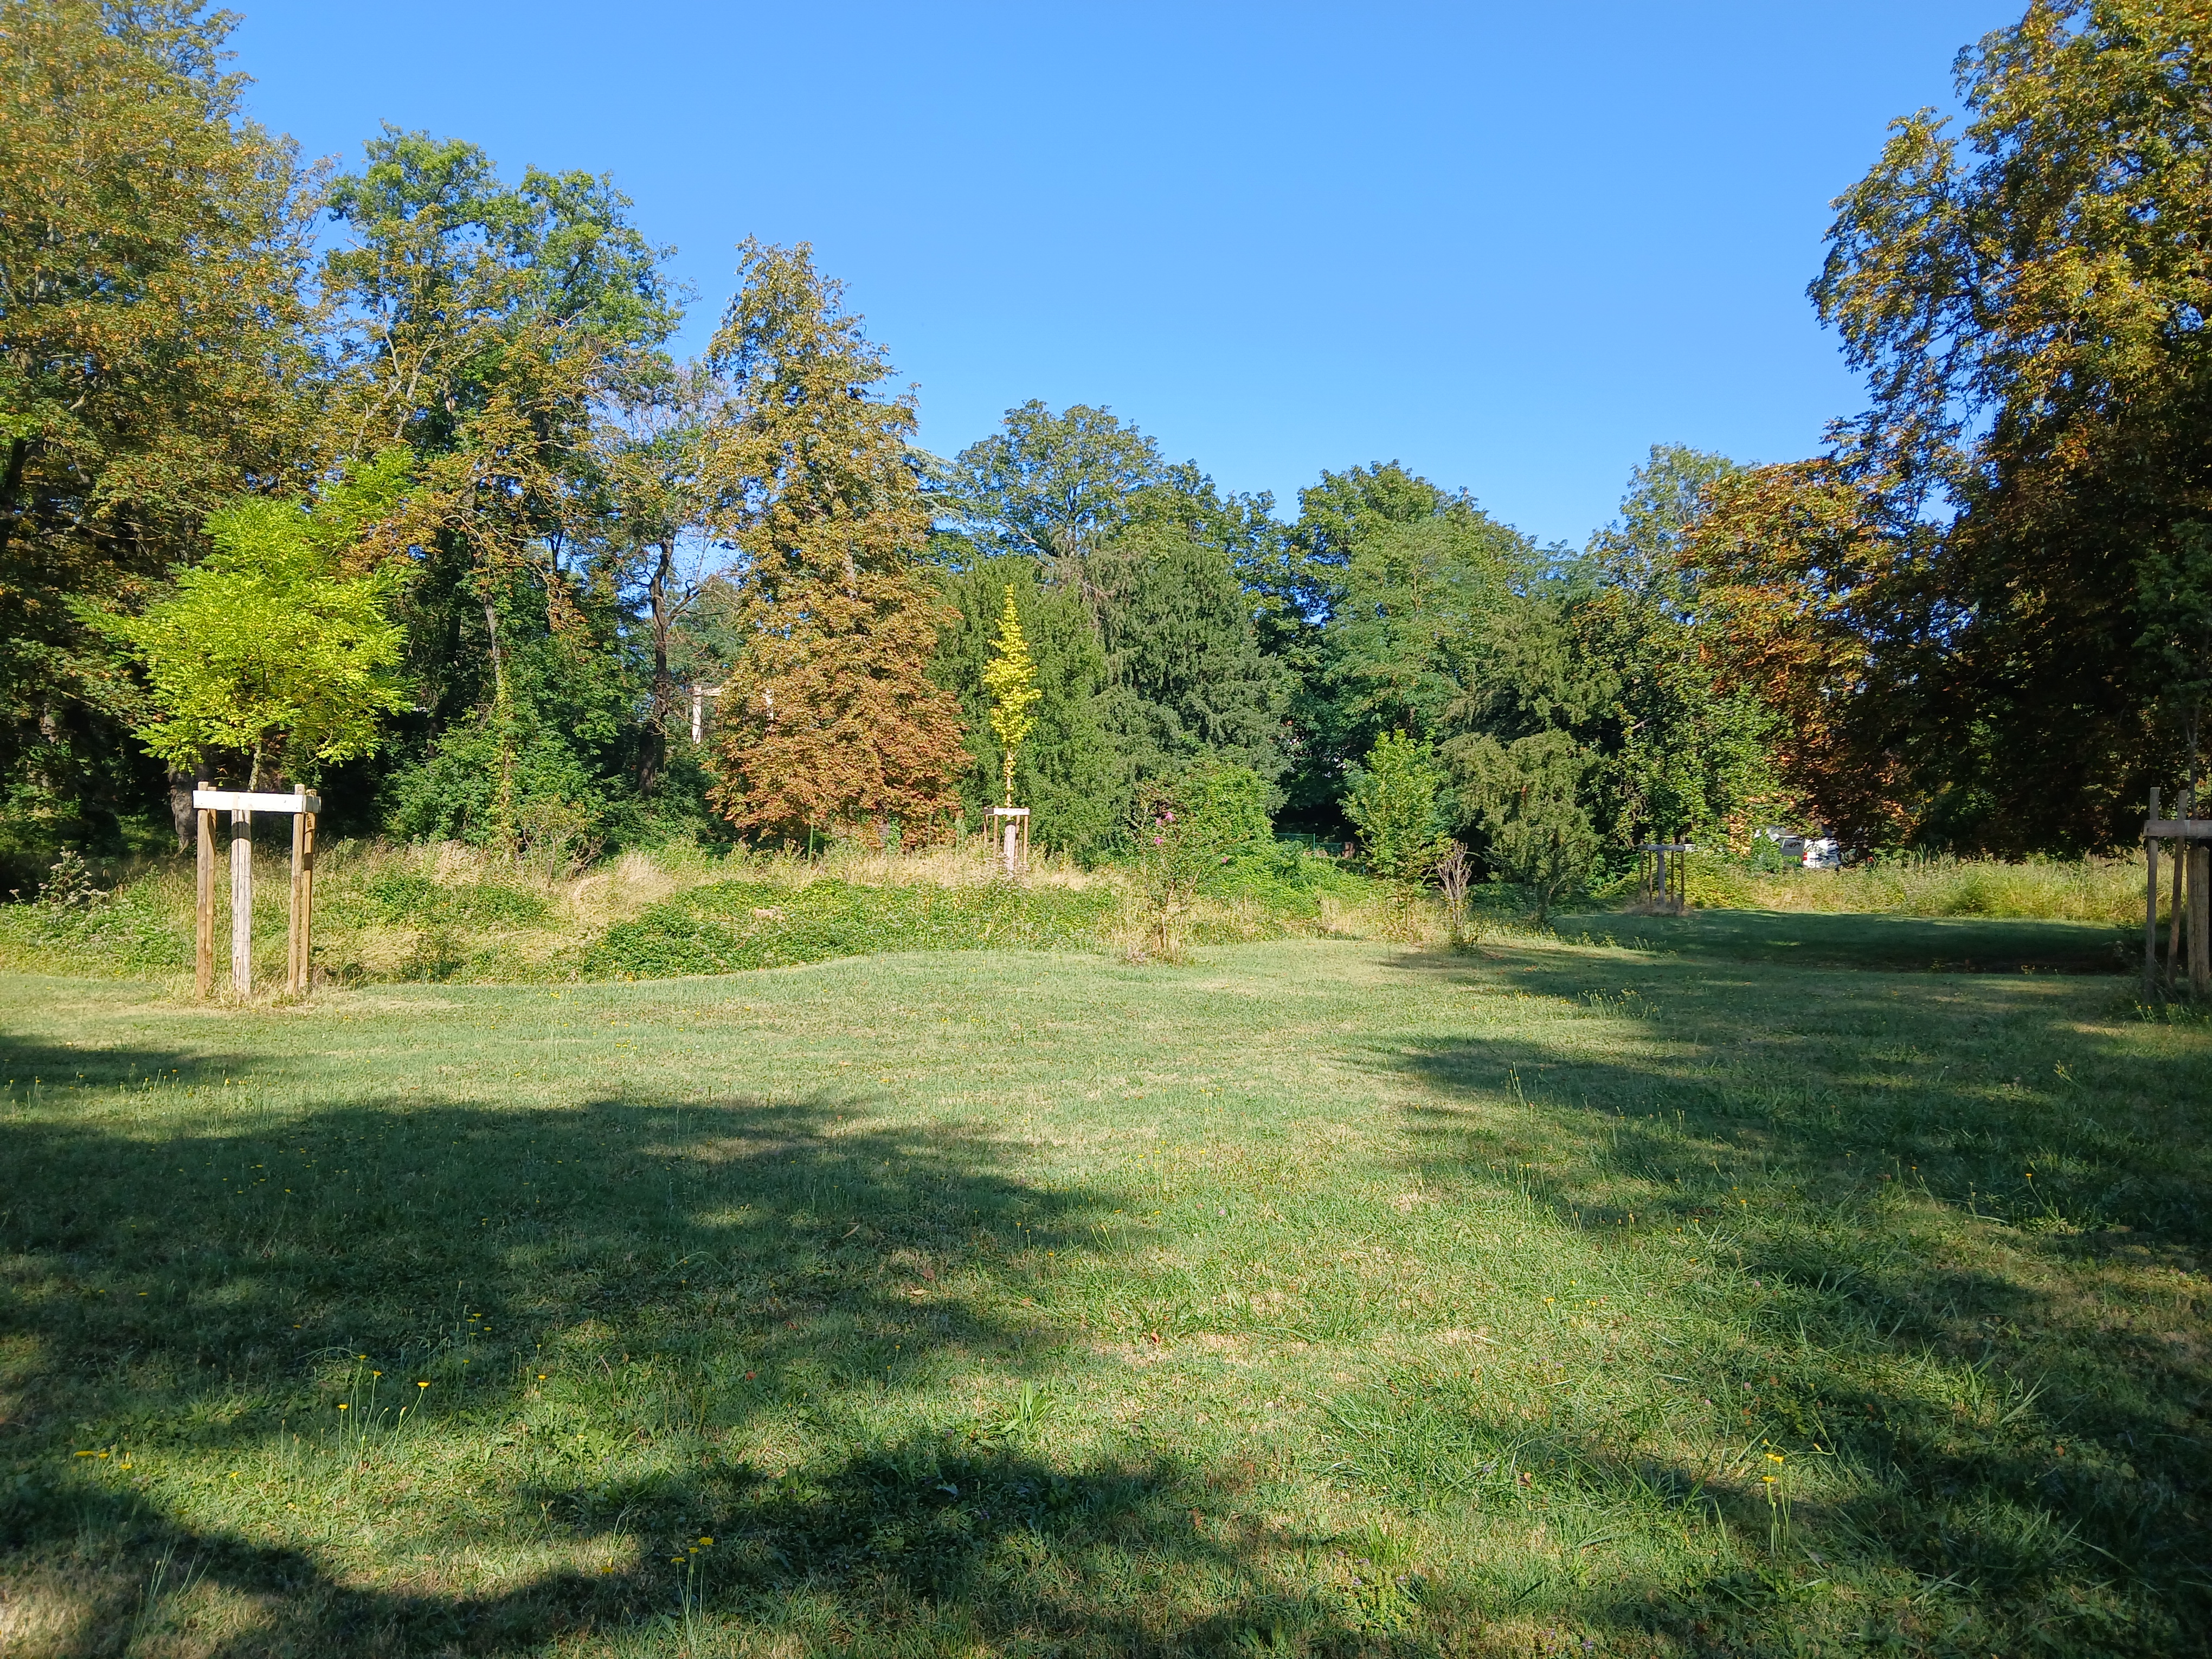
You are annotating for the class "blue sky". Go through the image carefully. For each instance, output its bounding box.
[232,2,2021,549]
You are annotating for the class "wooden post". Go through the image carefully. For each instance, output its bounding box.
[990,806,1028,876]
[2146,787,2162,996]
[287,811,306,994]
[2169,788,2191,986]
[195,795,215,1000]
[229,808,253,996]
[297,810,316,995]
[2192,844,2210,1000]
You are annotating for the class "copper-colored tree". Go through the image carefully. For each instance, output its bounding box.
[701,242,966,846]
[1681,459,1931,847]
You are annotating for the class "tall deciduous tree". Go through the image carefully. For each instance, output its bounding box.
[1684,459,1932,847]
[1275,465,1524,826]
[1571,445,1784,847]
[321,128,681,851]
[702,242,966,846]
[1809,0,2212,848]
[1,0,320,848]
[597,362,736,798]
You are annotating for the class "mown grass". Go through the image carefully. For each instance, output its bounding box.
[2,916,2206,1656]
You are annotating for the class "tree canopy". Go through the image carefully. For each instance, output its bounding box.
[32,1,2199,899]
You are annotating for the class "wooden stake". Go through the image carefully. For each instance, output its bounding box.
[2170,789,2192,986]
[2146,788,2162,996]
[2192,844,2210,1000]
[295,811,316,995]
[229,809,253,996]
[287,811,304,994]
[195,800,215,1000]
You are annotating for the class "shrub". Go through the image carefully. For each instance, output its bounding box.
[1344,731,1451,884]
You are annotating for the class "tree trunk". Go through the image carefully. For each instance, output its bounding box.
[167,761,200,853]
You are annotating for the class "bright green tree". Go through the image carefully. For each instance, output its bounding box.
[1343,730,1451,883]
[981,585,1042,806]
[89,487,410,789]
[2,0,321,848]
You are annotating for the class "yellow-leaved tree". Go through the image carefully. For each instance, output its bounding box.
[981,584,1041,807]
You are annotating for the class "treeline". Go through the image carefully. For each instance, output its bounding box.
[7,1,2194,886]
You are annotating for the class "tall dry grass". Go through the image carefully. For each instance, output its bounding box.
[1684,852,2150,924]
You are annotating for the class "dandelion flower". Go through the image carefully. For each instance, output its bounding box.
[337,1403,349,1411]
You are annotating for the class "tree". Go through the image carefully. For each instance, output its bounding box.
[1,0,320,848]
[322,128,683,851]
[87,474,411,789]
[1326,510,1529,753]
[2136,523,2212,805]
[597,362,737,799]
[701,242,966,847]
[942,401,1169,576]
[1683,459,1927,846]
[1276,465,1527,827]
[1570,445,1784,849]
[929,558,1120,857]
[1343,730,1451,884]
[1449,728,1599,922]
[981,585,1042,807]
[1808,0,2212,848]
[1092,523,1290,788]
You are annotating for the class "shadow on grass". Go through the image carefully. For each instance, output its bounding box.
[1341,943,2211,1651]
[0,1033,1406,1655]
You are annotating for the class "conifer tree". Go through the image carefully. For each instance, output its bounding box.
[700,242,966,846]
[929,559,1119,857]
[981,585,1041,806]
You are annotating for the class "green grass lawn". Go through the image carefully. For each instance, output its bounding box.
[2,918,2207,1656]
